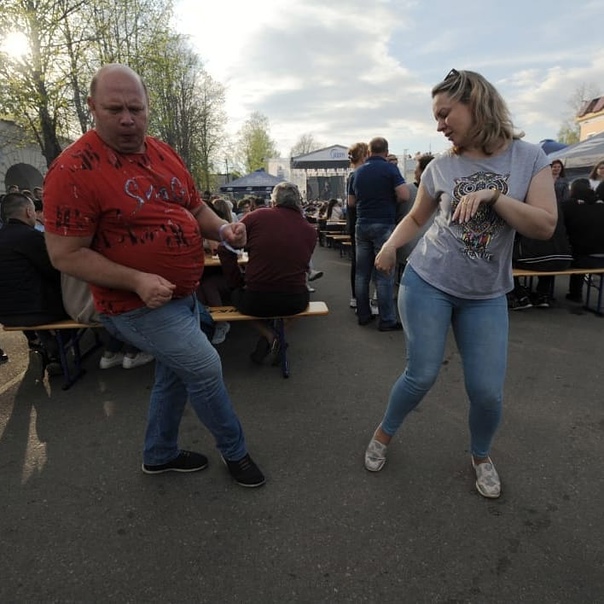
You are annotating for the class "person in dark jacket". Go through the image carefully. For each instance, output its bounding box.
[0,192,69,362]
[562,178,604,302]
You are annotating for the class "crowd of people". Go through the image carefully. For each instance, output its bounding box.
[508,158,604,309]
[1,62,603,501]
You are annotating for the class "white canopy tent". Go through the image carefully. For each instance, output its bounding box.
[548,132,604,170]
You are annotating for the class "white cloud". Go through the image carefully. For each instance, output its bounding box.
[174,0,604,158]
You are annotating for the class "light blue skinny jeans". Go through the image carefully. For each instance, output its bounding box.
[381,266,508,458]
[100,295,246,465]
[355,222,397,326]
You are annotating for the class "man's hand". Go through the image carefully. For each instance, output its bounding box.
[134,273,176,308]
[221,222,247,248]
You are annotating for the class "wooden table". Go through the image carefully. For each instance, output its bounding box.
[204,253,248,268]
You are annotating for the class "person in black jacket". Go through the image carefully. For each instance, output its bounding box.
[562,178,604,302]
[0,192,69,363]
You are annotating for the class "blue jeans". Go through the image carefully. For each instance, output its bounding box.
[355,222,397,326]
[381,266,508,458]
[100,295,246,465]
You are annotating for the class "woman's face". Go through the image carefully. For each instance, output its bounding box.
[551,162,562,177]
[433,93,474,149]
[596,163,604,180]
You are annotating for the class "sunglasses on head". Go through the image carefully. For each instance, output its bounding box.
[444,68,460,81]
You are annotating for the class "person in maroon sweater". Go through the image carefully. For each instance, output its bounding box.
[218,182,318,363]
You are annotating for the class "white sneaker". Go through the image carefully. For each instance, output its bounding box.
[99,351,124,369]
[350,297,357,308]
[307,284,316,293]
[370,301,380,316]
[211,322,231,345]
[308,269,324,282]
[471,457,501,498]
[364,437,388,472]
[122,352,155,369]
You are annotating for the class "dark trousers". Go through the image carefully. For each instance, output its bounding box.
[569,256,604,297]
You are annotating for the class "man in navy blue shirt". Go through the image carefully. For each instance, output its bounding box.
[348,137,409,330]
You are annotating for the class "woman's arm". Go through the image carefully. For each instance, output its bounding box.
[375,185,437,272]
[453,166,557,240]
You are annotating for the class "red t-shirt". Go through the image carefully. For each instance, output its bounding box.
[44,131,205,315]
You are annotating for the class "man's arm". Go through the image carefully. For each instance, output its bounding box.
[395,183,410,202]
[45,233,175,309]
[190,203,246,248]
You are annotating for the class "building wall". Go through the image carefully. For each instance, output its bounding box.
[578,112,604,141]
[0,120,48,194]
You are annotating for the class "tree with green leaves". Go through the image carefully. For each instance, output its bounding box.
[237,111,279,174]
[0,0,227,189]
[290,133,323,158]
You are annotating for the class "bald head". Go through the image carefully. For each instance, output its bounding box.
[90,64,147,100]
[87,64,149,154]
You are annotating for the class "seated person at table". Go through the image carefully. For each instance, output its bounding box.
[508,193,572,309]
[60,273,154,369]
[562,178,604,303]
[327,198,344,221]
[197,212,232,346]
[217,181,318,363]
[0,192,68,367]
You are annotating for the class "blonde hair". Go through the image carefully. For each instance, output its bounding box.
[348,142,369,166]
[589,160,604,180]
[432,69,522,155]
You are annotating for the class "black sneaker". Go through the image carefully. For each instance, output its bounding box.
[565,293,583,304]
[508,295,532,310]
[534,293,551,308]
[222,453,266,487]
[378,321,403,332]
[358,315,376,326]
[250,336,271,364]
[142,450,209,474]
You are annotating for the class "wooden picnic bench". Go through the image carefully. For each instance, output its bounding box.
[2,301,330,388]
[2,320,103,390]
[209,301,329,377]
[512,267,604,315]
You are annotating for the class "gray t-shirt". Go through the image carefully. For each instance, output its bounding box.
[408,139,550,299]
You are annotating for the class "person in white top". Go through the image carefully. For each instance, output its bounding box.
[588,159,604,190]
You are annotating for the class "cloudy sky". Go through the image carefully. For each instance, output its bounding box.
[173,0,604,158]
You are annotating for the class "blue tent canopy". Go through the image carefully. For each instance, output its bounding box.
[219,169,284,196]
[539,139,568,154]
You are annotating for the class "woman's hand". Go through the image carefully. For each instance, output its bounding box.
[453,189,497,223]
[375,243,397,273]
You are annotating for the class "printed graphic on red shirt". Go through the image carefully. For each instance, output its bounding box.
[44,131,205,314]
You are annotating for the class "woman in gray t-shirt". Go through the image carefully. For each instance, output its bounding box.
[364,69,557,499]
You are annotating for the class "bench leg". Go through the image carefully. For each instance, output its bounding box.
[54,328,103,390]
[55,330,86,390]
[272,319,290,378]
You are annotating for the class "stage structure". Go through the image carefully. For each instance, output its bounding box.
[290,145,350,201]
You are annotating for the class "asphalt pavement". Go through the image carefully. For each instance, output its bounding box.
[1,244,603,603]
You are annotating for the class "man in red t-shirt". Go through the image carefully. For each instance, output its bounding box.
[43,64,264,487]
